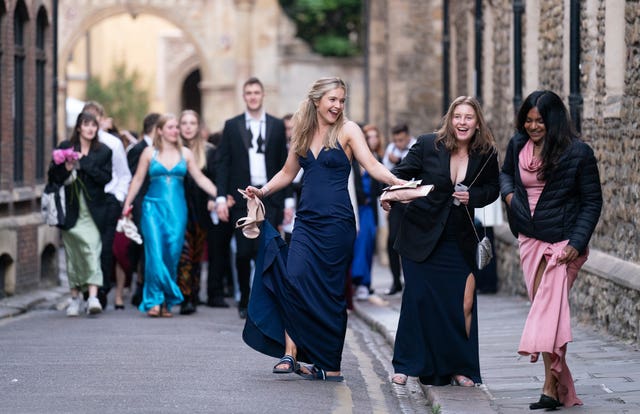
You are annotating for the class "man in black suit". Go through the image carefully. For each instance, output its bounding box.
[215,77,288,319]
[126,112,160,306]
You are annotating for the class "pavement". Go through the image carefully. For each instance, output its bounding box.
[2,260,639,413]
[354,261,640,413]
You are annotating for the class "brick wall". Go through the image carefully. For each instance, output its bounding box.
[0,1,58,295]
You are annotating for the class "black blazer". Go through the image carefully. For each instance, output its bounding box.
[500,132,602,254]
[126,139,151,227]
[48,140,113,231]
[216,113,288,226]
[184,143,217,226]
[392,134,499,268]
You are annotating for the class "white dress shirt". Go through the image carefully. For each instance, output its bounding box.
[246,111,268,186]
[382,137,417,170]
[98,129,132,203]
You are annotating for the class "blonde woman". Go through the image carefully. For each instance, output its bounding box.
[122,114,218,317]
[176,110,217,314]
[242,77,404,381]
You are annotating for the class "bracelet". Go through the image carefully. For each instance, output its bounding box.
[261,185,270,197]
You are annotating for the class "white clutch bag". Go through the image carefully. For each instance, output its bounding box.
[380,179,434,204]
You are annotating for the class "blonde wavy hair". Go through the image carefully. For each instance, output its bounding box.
[291,77,347,157]
[179,110,206,170]
[153,114,183,150]
[435,96,496,154]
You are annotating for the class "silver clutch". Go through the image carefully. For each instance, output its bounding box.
[476,236,493,270]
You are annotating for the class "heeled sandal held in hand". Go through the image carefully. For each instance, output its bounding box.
[235,189,266,239]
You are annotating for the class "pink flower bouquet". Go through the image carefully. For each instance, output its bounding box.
[52,148,80,165]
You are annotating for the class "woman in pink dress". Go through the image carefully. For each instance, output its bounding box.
[500,90,602,410]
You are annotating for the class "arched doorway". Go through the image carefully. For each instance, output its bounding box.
[58,3,213,136]
[181,69,201,115]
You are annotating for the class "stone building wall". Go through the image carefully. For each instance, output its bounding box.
[485,0,514,148]
[483,0,640,344]
[367,0,443,141]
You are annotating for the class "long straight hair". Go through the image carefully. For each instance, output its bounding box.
[153,114,182,151]
[516,90,577,181]
[179,110,205,169]
[70,112,101,152]
[435,96,495,154]
[291,77,347,157]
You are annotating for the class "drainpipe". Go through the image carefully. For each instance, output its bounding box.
[512,0,524,113]
[442,0,450,114]
[52,0,58,145]
[475,0,482,102]
[568,0,582,133]
[363,0,370,123]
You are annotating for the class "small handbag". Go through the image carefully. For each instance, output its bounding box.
[41,182,66,227]
[380,179,434,204]
[460,149,496,270]
[41,170,77,229]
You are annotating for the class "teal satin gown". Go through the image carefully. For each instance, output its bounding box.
[139,151,187,312]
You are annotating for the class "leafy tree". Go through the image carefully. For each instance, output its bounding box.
[85,62,149,132]
[279,0,363,57]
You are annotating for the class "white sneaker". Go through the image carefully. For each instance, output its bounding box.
[66,297,81,317]
[87,296,103,315]
[355,285,370,301]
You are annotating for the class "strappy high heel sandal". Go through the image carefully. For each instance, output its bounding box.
[235,189,266,239]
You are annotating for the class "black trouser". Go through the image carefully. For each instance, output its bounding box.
[387,203,405,289]
[100,194,121,294]
[207,219,234,300]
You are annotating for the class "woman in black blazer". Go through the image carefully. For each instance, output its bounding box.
[48,112,112,316]
[385,96,499,387]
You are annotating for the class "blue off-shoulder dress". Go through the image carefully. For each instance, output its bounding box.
[138,151,187,312]
[243,144,356,372]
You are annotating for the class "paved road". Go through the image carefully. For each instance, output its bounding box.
[3,257,639,413]
[0,293,430,414]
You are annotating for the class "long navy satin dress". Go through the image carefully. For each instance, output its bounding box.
[138,152,187,312]
[243,144,356,372]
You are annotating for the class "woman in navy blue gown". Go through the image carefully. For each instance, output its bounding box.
[242,77,404,381]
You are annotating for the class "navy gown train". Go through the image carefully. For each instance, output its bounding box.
[243,144,356,372]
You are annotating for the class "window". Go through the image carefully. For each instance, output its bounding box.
[36,8,48,181]
[13,1,28,185]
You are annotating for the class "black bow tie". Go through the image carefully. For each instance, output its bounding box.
[256,134,264,153]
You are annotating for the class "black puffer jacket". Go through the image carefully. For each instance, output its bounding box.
[499,132,602,254]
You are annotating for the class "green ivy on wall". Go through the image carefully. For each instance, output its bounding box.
[279,0,363,57]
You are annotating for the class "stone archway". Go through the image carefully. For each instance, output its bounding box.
[57,0,286,133]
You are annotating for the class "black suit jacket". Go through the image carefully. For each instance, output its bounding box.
[216,113,288,226]
[392,134,499,268]
[126,139,151,228]
[48,140,113,231]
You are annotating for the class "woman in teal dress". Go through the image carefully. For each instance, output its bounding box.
[122,114,218,317]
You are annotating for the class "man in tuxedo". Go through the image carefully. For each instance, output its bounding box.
[126,112,161,306]
[215,77,288,319]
